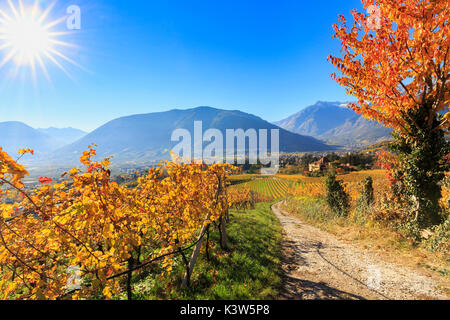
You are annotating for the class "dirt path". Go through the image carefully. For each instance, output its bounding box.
[272,202,447,300]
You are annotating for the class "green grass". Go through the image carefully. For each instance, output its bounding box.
[130,202,283,300]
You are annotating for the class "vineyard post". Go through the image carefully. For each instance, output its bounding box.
[218,174,229,250]
[181,218,211,288]
[222,186,230,249]
[179,247,191,287]
[224,187,230,223]
[205,225,211,261]
[126,257,134,300]
[219,214,229,250]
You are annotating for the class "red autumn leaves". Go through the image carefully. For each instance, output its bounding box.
[38,177,52,184]
[37,162,104,185]
[88,164,102,173]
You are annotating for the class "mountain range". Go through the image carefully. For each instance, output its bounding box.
[1,103,393,167]
[51,106,330,165]
[1,107,332,166]
[0,122,86,155]
[275,101,392,148]
[36,127,87,149]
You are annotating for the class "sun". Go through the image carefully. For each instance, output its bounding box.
[0,0,79,80]
[2,14,51,65]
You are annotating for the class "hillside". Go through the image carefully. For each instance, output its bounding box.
[275,101,392,148]
[0,122,87,156]
[0,121,56,155]
[37,127,87,149]
[47,106,332,165]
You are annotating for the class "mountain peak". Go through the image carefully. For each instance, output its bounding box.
[193,106,218,111]
[275,102,392,148]
[46,107,331,166]
[0,122,88,156]
[1,121,34,128]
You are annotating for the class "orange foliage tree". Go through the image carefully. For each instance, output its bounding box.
[329,0,449,225]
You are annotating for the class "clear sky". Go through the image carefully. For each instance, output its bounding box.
[0,0,363,132]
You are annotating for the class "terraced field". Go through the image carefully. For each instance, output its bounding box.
[232,177,293,200]
[229,170,389,203]
[276,170,387,184]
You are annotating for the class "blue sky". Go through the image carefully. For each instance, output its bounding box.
[0,0,363,132]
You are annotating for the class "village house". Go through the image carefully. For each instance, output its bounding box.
[308,157,331,172]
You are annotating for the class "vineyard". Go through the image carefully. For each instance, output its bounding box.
[230,177,293,200]
[228,171,390,204]
[0,146,239,300]
[287,174,389,204]
[276,170,387,184]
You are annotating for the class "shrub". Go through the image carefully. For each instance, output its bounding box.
[425,215,450,253]
[389,126,449,227]
[325,173,350,217]
[357,176,375,208]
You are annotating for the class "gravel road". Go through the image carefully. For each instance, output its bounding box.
[273,202,447,300]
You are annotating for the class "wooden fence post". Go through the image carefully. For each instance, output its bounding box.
[220,214,229,250]
[181,217,210,289]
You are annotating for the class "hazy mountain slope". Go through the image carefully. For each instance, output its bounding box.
[51,106,331,165]
[275,101,392,148]
[0,121,56,155]
[322,116,392,147]
[37,127,87,149]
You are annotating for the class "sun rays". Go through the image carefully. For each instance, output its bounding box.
[0,0,80,82]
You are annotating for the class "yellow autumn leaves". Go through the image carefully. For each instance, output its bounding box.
[0,146,236,300]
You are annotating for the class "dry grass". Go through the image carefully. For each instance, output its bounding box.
[276,169,386,183]
[285,170,388,205]
[231,170,387,183]
[228,174,257,182]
